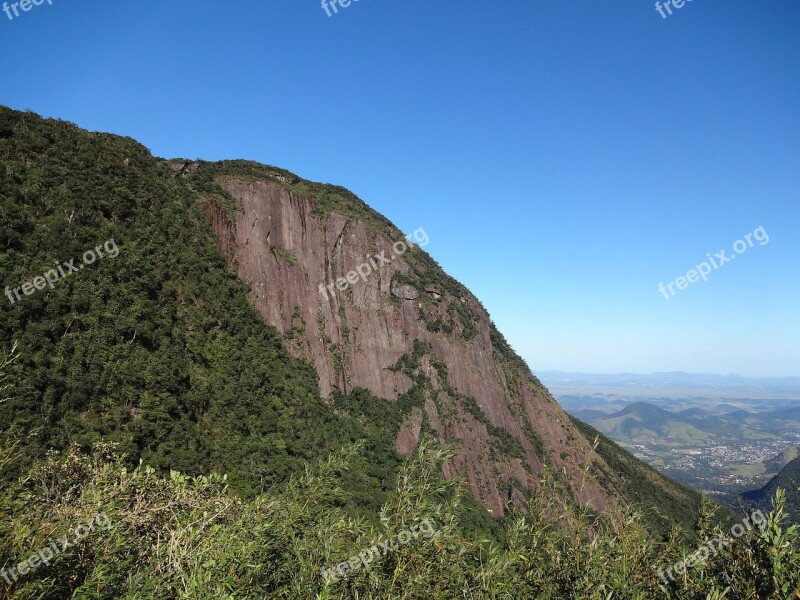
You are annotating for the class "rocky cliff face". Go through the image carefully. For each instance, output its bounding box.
[182,162,615,516]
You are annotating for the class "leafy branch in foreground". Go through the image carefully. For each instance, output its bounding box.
[1,432,799,599]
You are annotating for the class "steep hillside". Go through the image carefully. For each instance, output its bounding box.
[569,416,701,535]
[743,455,800,522]
[0,106,351,497]
[765,445,800,472]
[0,106,699,532]
[176,157,706,522]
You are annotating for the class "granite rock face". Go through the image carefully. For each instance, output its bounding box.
[195,171,615,516]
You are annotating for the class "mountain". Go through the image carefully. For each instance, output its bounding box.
[765,445,800,472]
[590,402,713,445]
[585,401,781,448]
[539,370,800,392]
[677,407,709,418]
[0,106,699,534]
[569,407,613,422]
[561,397,800,501]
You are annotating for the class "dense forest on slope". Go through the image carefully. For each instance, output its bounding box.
[2,338,800,598]
[744,455,800,523]
[0,106,337,489]
[569,417,702,536]
[0,106,423,522]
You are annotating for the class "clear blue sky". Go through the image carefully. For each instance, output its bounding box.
[1,0,798,377]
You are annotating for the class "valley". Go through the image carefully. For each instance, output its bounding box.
[540,371,800,504]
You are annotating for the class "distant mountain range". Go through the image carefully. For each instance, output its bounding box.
[538,371,800,400]
[570,402,800,448]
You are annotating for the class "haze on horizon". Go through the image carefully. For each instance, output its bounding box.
[538,369,800,381]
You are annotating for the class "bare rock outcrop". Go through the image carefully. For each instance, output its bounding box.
[201,176,614,516]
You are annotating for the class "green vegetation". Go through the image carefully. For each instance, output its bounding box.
[0,107,357,497]
[1,434,799,599]
[744,455,800,523]
[390,340,527,465]
[0,105,528,545]
[570,416,703,538]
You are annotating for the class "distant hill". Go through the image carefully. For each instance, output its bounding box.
[569,408,613,422]
[719,407,800,435]
[568,417,702,535]
[677,407,709,418]
[575,401,786,449]
[591,402,718,446]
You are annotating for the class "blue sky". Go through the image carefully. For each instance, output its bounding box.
[1,0,798,377]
